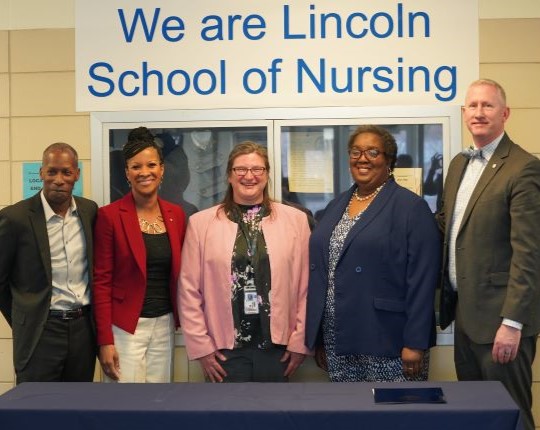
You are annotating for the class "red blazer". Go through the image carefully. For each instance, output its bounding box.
[93,193,186,346]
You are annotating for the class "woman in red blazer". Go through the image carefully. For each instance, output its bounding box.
[93,127,186,382]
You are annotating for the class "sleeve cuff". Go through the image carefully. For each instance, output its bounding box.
[502,318,523,330]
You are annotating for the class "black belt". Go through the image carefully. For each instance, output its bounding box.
[48,306,90,320]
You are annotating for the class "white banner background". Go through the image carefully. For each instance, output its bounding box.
[75,0,478,112]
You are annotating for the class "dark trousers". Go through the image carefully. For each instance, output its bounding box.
[454,320,536,430]
[218,345,288,382]
[16,311,96,384]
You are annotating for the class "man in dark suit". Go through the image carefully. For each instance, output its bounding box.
[438,79,540,430]
[0,142,98,383]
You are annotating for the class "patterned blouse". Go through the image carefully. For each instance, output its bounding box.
[228,204,272,349]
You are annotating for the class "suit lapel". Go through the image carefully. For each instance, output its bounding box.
[443,155,469,236]
[28,194,52,286]
[160,200,181,280]
[75,198,94,282]
[119,194,147,277]
[459,136,510,234]
[319,187,354,269]
[340,178,397,258]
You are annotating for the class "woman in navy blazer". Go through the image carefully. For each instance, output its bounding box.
[93,127,186,383]
[305,125,440,382]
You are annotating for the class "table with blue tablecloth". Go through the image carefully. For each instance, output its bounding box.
[0,381,523,430]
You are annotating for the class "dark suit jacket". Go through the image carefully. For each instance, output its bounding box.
[305,178,440,357]
[438,133,540,343]
[92,193,186,346]
[0,192,97,372]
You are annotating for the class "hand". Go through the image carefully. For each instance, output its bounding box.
[430,153,443,170]
[401,347,424,378]
[281,350,306,377]
[314,345,328,372]
[99,344,121,381]
[198,351,227,383]
[492,324,521,364]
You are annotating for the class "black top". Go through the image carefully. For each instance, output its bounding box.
[140,232,172,318]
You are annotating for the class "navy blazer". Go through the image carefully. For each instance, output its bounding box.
[305,178,440,357]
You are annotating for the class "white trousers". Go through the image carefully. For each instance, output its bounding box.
[105,313,174,383]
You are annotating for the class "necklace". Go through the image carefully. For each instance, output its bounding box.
[139,215,164,234]
[353,181,386,202]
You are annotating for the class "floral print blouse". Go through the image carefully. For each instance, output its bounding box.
[229,204,272,349]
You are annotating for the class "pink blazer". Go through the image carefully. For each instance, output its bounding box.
[93,193,186,346]
[178,202,311,360]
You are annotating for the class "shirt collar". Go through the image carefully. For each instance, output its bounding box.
[474,132,504,162]
[40,190,78,221]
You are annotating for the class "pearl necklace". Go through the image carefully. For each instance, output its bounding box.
[353,182,386,202]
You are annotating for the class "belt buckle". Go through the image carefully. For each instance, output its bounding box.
[50,306,85,320]
[62,308,81,320]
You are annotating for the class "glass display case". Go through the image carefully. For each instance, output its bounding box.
[91,106,461,344]
[278,121,444,220]
[108,125,268,216]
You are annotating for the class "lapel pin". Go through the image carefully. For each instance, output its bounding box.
[492,164,497,168]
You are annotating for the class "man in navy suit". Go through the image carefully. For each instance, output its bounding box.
[0,143,98,383]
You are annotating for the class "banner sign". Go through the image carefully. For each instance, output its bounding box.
[76,0,478,111]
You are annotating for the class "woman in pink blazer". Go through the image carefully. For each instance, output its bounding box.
[93,127,186,383]
[179,142,311,382]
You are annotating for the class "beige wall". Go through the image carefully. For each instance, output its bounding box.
[1,0,540,424]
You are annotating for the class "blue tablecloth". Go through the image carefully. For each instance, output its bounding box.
[0,381,523,430]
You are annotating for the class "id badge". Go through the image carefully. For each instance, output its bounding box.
[244,291,259,315]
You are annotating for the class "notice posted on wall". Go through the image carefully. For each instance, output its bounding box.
[393,168,423,196]
[288,131,334,194]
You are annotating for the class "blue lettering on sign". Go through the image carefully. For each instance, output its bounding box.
[200,14,266,41]
[242,58,283,94]
[297,58,456,102]
[88,60,227,97]
[117,8,185,43]
[88,62,114,97]
[118,70,140,96]
[283,3,430,40]
[82,4,462,103]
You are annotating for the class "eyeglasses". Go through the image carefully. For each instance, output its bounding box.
[232,166,267,176]
[349,148,385,160]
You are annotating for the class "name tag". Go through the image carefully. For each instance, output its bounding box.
[244,291,259,315]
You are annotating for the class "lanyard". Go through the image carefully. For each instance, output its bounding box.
[238,216,260,262]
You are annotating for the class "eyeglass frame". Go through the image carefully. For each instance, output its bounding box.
[231,166,267,176]
[348,148,385,160]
